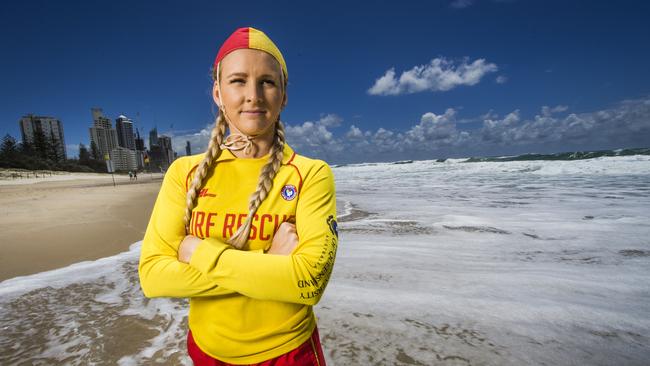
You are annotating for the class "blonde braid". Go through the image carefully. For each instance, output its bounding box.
[183,113,227,232]
[228,120,287,249]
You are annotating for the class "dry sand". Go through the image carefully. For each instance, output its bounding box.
[0,173,163,282]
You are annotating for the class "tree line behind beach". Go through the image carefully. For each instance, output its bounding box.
[1,133,106,173]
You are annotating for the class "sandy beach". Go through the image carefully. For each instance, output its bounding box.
[0,172,162,281]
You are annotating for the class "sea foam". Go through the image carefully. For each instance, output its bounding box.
[1,155,649,365]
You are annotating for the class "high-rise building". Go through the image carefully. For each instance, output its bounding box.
[91,108,112,129]
[115,115,136,150]
[89,108,118,161]
[148,132,175,171]
[149,127,158,149]
[158,135,175,167]
[185,140,191,156]
[111,146,137,172]
[134,129,146,169]
[135,129,145,151]
[19,114,67,161]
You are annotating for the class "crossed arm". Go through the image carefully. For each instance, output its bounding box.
[138,159,338,305]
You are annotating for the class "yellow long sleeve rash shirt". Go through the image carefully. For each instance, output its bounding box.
[138,144,338,364]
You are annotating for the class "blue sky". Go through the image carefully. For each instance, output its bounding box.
[1,0,649,164]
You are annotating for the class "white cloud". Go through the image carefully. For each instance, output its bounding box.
[481,110,499,120]
[285,121,333,146]
[346,125,364,140]
[368,57,498,96]
[370,128,398,153]
[318,114,343,127]
[541,105,569,117]
[480,110,521,143]
[314,97,650,163]
[405,108,459,144]
[496,75,508,84]
[166,97,650,164]
[164,114,345,158]
[367,68,400,96]
[283,114,346,158]
[167,122,215,156]
[475,99,647,148]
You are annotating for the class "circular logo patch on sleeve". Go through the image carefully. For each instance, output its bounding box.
[280,184,297,201]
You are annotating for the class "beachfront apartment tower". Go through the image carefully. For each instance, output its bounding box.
[134,129,146,169]
[149,127,158,149]
[115,115,136,150]
[148,134,175,172]
[158,135,174,165]
[91,108,112,129]
[135,129,145,151]
[111,146,137,172]
[89,108,118,160]
[19,114,67,161]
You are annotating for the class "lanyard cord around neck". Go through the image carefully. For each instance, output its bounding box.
[220,133,254,155]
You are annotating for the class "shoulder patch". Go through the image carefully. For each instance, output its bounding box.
[327,215,338,238]
[280,184,297,201]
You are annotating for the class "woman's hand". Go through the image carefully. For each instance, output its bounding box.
[178,235,203,263]
[267,222,299,255]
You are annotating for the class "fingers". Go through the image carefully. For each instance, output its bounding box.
[267,221,299,256]
[279,221,297,232]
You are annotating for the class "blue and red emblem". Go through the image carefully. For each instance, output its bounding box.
[280,184,297,201]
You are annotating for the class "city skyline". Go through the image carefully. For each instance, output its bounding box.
[5,103,184,163]
[5,107,179,172]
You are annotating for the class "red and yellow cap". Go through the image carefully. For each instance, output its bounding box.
[213,27,288,80]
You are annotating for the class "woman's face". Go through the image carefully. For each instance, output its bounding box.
[213,49,287,140]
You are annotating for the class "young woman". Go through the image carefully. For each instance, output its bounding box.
[138,27,338,366]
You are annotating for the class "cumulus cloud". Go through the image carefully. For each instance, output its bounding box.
[285,122,333,147]
[405,109,459,144]
[480,110,499,120]
[368,57,498,96]
[541,105,569,117]
[164,114,345,159]
[167,97,650,164]
[480,110,521,143]
[345,125,365,140]
[474,99,647,149]
[284,114,345,158]
[167,123,215,156]
[318,114,343,127]
[320,96,649,163]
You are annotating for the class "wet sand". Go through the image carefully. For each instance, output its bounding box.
[0,257,190,365]
[0,174,162,281]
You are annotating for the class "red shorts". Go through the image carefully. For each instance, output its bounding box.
[187,326,327,366]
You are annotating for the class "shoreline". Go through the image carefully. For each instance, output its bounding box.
[0,175,162,282]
